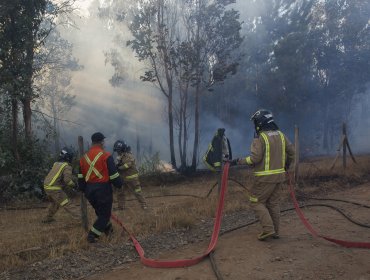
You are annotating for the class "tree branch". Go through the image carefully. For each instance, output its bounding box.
[32,109,82,126]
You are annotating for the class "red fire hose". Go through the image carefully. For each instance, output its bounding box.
[111,163,370,269]
[287,173,370,249]
[111,162,230,268]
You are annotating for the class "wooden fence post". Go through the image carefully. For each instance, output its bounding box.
[330,122,356,170]
[78,136,89,232]
[294,125,300,183]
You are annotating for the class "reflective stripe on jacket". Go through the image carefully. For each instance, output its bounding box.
[80,146,111,183]
[203,129,232,171]
[245,130,294,183]
[44,162,75,190]
[116,152,140,181]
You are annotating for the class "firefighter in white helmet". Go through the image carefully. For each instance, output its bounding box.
[233,109,295,240]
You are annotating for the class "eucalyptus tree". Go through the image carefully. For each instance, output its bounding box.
[102,0,243,170]
[178,0,243,169]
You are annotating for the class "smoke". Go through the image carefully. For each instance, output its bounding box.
[57,12,170,157]
[50,0,369,167]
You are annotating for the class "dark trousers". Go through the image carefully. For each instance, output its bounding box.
[85,183,113,235]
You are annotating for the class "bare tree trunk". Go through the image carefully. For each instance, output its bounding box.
[22,98,32,140]
[22,0,37,141]
[191,85,200,170]
[182,89,188,168]
[11,98,20,161]
[157,0,176,169]
[178,97,184,168]
[168,92,176,168]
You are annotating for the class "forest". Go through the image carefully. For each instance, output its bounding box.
[0,0,369,200]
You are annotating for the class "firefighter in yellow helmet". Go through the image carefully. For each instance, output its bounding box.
[233,109,295,240]
[113,140,148,210]
[42,147,79,223]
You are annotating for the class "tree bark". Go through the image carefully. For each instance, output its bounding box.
[191,85,200,170]
[168,92,176,168]
[22,98,32,140]
[11,98,20,161]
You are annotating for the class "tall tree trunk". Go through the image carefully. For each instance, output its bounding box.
[11,98,20,161]
[22,0,38,141]
[157,0,176,168]
[191,85,200,170]
[178,100,184,168]
[168,91,176,168]
[182,89,188,168]
[22,98,32,140]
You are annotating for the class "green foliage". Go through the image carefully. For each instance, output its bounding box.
[0,135,54,202]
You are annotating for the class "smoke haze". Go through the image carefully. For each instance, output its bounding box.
[50,0,370,166]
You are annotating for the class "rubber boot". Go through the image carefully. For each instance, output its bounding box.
[87,231,99,243]
[104,223,113,236]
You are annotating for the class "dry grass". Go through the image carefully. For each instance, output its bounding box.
[1,155,370,271]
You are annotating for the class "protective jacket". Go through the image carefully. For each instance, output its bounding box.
[116,152,139,181]
[78,145,122,239]
[44,162,75,191]
[78,145,122,190]
[244,130,294,183]
[203,128,232,171]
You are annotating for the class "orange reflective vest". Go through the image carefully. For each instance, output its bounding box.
[80,146,111,183]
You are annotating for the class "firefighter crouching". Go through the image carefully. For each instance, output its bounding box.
[113,140,148,210]
[232,109,295,241]
[42,147,79,223]
[78,132,123,243]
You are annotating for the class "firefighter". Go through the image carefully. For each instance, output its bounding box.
[78,132,122,243]
[113,140,148,210]
[42,147,79,223]
[203,128,232,171]
[233,109,294,241]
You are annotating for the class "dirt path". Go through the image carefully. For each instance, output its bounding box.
[89,184,370,280]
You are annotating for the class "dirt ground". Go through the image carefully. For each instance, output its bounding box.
[88,183,370,280]
[1,157,370,280]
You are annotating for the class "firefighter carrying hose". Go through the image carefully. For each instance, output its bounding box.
[78,132,122,243]
[42,147,79,223]
[113,140,148,210]
[232,109,294,241]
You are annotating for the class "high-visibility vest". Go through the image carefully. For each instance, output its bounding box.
[203,129,232,171]
[252,131,286,177]
[80,146,111,183]
[44,162,68,190]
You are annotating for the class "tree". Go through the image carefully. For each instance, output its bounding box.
[126,0,179,168]
[0,0,76,160]
[34,26,80,153]
[102,0,242,170]
[179,0,243,169]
